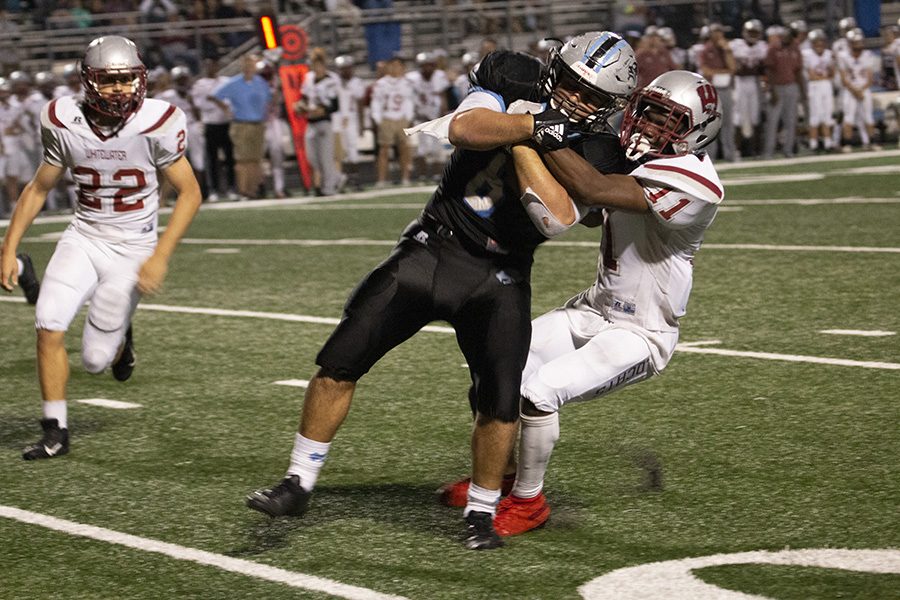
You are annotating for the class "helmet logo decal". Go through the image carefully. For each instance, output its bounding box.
[696,83,718,118]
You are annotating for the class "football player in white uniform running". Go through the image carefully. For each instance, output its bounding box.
[0,35,202,460]
[493,71,724,535]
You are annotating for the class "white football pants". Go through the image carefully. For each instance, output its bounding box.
[520,307,669,413]
[35,226,153,373]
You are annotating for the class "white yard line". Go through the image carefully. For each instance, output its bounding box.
[2,298,894,369]
[76,398,142,409]
[715,148,900,170]
[579,548,900,600]
[699,243,900,253]
[205,248,242,254]
[673,344,900,370]
[0,505,407,600]
[273,379,310,388]
[820,329,896,337]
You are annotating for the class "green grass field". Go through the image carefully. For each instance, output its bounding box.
[1,151,899,599]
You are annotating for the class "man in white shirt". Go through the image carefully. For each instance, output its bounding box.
[839,29,879,151]
[332,55,366,190]
[190,58,235,201]
[802,29,836,152]
[407,51,451,182]
[370,54,415,186]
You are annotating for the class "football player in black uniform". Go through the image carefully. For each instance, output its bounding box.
[246,32,638,550]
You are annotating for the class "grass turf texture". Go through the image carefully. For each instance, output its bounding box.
[1,155,898,598]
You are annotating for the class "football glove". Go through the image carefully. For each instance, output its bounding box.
[531,107,570,150]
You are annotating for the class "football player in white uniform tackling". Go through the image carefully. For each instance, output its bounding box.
[0,36,202,460]
[451,71,724,536]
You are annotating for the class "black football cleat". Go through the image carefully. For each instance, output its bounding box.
[246,475,311,517]
[17,253,40,305]
[22,418,69,460]
[462,511,505,550]
[112,325,136,382]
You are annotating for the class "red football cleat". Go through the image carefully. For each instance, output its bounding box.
[437,473,516,508]
[493,492,551,536]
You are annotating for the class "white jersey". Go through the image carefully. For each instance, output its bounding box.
[838,50,875,89]
[41,96,187,243]
[334,75,365,121]
[301,70,341,115]
[803,48,835,80]
[573,153,722,336]
[370,75,415,123]
[406,69,450,122]
[730,38,768,75]
[190,75,230,124]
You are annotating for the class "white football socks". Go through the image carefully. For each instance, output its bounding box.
[43,400,68,430]
[287,433,330,492]
[511,411,560,499]
[464,483,501,517]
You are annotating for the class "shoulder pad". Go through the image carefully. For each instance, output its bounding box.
[631,153,724,204]
[469,50,546,106]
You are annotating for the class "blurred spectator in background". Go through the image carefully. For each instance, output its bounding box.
[699,23,736,161]
[299,47,341,196]
[790,20,809,51]
[452,51,478,108]
[636,27,678,88]
[157,66,206,198]
[333,55,366,190]
[407,51,450,182]
[762,26,803,158]
[53,64,82,100]
[257,60,289,198]
[731,19,767,157]
[658,26,685,68]
[33,71,58,102]
[480,37,498,57]
[832,16,856,58]
[4,72,43,209]
[0,78,14,217]
[803,29,836,152]
[213,53,272,199]
[192,58,236,202]
[139,0,177,24]
[839,29,879,151]
[687,25,709,73]
[370,54,413,187]
[880,22,899,90]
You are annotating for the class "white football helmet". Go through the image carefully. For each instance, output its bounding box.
[542,31,637,131]
[80,35,147,121]
[742,19,763,41]
[620,70,722,161]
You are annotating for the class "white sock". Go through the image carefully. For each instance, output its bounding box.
[860,128,870,146]
[43,400,68,430]
[464,483,501,517]
[17,257,24,277]
[511,411,560,499]
[286,433,330,492]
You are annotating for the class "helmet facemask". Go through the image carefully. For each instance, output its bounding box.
[81,64,147,122]
[620,90,694,161]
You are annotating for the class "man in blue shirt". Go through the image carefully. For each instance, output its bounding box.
[213,54,272,199]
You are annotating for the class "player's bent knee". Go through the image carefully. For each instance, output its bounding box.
[82,348,113,374]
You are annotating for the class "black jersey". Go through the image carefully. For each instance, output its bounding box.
[424,51,631,259]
